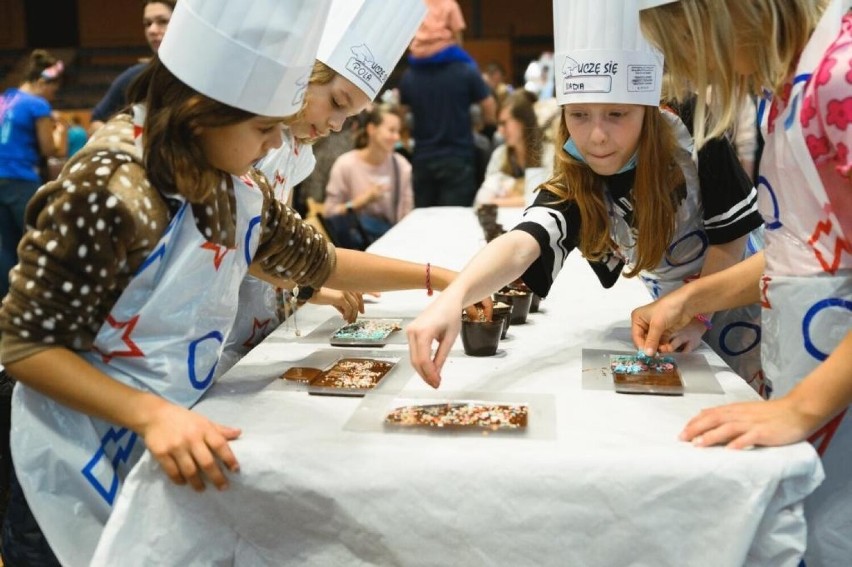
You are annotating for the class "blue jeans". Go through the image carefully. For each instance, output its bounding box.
[412,155,476,208]
[0,178,40,300]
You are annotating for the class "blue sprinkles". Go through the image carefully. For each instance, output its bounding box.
[611,351,676,375]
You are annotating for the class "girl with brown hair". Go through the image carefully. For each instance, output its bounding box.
[0,1,458,564]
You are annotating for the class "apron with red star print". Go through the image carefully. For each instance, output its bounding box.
[757,0,852,564]
[217,130,315,378]
[9,106,267,566]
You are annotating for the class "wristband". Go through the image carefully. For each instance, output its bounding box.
[695,313,712,330]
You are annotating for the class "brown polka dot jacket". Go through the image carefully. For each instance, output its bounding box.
[0,114,336,363]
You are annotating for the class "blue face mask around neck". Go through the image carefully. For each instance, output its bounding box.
[562,137,637,174]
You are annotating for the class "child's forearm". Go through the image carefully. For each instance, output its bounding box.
[324,249,456,293]
[450,230,539,307]
[786,331,852,428]
[685,250,764,315]
[699,235,749,279]
[5,347,169,434]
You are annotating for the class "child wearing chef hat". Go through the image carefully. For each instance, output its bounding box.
[0,0,464,564]
[222,0,431,373]
[407,0,765,399]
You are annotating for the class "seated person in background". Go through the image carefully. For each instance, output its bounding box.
[323,104,414,250]
[474,91,553,207]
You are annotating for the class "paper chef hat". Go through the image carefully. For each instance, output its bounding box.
[636,0,679,9]
[317,0,427,100]
[553,0,664,106]
[159,0,332,117]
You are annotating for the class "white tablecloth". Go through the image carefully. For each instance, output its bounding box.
[93,207,823,567]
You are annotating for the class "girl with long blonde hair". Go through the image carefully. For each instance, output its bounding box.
[634,1,851,564]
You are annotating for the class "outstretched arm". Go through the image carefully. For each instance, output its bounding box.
[407,230,541,388]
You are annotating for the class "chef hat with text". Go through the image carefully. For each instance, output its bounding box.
[553,0,664,106]
[159,0,332,116]
[636,0,680,9]
[317,0,427,100]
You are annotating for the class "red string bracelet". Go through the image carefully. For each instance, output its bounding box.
[426,262,433,296]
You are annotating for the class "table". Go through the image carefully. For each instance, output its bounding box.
[93,207,823,566]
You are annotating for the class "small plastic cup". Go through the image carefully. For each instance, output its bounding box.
[494,289,533,325]
[460,314,504,356]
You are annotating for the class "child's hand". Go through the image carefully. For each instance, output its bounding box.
[407,292,491,388]
[463,296,493,322]
[680,397,823,449]
[140,399,241,492]
[658,317,707,353]
[310,287,365,322]
[631,292,693,356]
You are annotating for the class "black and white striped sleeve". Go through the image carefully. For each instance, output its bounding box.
[511,194,581,298]
[696,130,763,244]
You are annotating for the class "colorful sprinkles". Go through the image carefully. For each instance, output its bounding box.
[611,351,677,375]
[385,403,528,429]
[310,358,394,389]
[332,319,402,341]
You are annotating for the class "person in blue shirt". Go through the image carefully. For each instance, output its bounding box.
[65,114,88,157]
[0,49,64,300]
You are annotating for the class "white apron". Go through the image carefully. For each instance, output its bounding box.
[757,1,852,565]
[612,111,765,390]
[9,111,265,566]
[217,132,315,379]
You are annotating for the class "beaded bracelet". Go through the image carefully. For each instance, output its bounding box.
[426,263,433,296]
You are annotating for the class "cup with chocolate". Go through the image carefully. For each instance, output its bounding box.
[493,286,533,325]
[475,203,498,226]
[530,293,541,313]
[507,280,541,313]
[491,301,512,339]
[460,312,504,356]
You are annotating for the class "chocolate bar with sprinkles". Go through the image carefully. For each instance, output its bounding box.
[307,358,395,396]
[385,402,529,430]
[330,319,403,346]
[610,352,684,396]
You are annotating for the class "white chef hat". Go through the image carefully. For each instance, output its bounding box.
[636,0,679,9]
[317,0,427,101]
[159,0,332,117]
[553,0,664,106]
